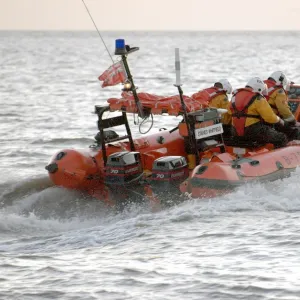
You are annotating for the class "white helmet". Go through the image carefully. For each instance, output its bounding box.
[217,79,233,94]
[246,77,268,95]
[286,79,291,91]
[269,71,289,89]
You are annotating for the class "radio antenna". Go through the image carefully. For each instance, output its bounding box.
[81,0,114,63]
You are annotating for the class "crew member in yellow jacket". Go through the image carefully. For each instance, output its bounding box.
[192,79,232,136]
[227,77,288,148]
[264,71,300,140]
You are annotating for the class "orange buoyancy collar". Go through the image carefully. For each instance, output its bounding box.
[192,87,226,103]
[230,88,262,136]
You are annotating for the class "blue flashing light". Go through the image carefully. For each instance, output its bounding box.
[116,39,125,50]
[115,39,127,55]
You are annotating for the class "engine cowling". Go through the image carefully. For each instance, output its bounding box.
[151,156,189,190]
[104,151,143,185]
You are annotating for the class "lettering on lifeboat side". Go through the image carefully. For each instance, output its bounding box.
[281,151,300,166]
[194,123,223,139]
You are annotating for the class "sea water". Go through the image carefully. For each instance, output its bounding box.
[1,31,300,300]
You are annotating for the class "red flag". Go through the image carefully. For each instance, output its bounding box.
[98,61,127,88]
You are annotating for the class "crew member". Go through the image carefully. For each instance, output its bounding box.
[227,77,288,148]
[264,71,300,140]
[192,79,233,135]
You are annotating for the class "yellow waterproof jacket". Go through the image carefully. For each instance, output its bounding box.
[268,88,295,122]
[209,94,232,125]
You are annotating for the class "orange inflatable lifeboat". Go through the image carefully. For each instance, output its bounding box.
[45,39,300,207]
[46,102,300,207]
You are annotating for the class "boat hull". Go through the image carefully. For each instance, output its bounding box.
[180,145,300,198]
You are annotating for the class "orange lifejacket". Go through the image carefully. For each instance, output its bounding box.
[264,79,286,99]
[264,79,288,115]
[230,88,262,136]
[191,87,226,105]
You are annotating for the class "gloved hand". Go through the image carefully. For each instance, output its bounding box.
[283,120,298,128]
[283,118,296,127]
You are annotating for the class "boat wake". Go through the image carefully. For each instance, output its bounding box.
[2,169,300,211]
[0,169,300,231]
[0,176,112,218]
[0,176,151,236]
[0,176,54,208]
[186,174,300,214]
[0,171,300,255]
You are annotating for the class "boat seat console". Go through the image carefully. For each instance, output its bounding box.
[188,108,224,149]
[94,105,135,165]
[94,130,119,144]
[187,108,220,122]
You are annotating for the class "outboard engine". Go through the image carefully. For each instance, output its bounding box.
[104,151,143,185]
[104,151,145,210]
[151,156,189,201]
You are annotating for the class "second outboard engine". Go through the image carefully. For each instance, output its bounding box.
[152,156,188,184]
[150,156,189,206]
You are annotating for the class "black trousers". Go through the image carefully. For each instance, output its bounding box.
[243,122,288,148]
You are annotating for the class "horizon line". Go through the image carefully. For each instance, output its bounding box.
[1,29,300,32]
